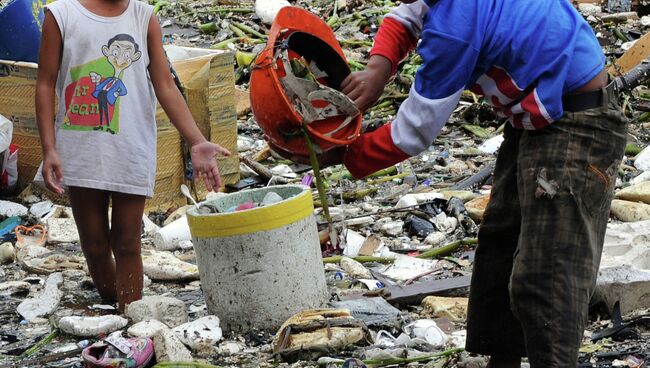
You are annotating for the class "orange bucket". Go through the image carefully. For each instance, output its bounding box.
[249,6,362,161]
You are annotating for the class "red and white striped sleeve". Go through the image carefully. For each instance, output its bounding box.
[370,1,429,75]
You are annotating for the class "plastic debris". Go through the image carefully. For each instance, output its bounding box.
[404,215,435,238]
[44,206,80,244]
[29,201,53,219]
[404,319,448,347]
[330,298,401,327]
[261,191,283,206]
[153,215,191,251]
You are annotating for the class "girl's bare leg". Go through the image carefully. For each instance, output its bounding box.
[109,191,146,312]
[68,186,115,302]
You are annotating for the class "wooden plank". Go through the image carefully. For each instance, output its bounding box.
[385,275,472,305]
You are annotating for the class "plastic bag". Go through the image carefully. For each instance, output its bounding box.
[0,114,17,191]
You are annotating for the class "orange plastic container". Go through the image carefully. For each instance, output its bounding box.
[249,6,361,160]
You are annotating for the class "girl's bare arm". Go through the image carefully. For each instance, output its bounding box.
[146,15,230,191]
[35,10,65,194]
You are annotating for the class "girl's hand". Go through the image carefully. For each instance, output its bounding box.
[191,141,231,191]
[43,149,65,194]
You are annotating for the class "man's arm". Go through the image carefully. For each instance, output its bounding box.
[341,1,428,111]
[344,33,481,179]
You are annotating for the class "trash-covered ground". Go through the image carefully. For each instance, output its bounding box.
[2,0,650,367]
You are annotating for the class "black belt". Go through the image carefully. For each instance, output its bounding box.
[562,81,617,112]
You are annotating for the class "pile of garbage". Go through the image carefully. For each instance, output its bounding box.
[1,0,650,367]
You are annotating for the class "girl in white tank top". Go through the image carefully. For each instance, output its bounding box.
[35,0,230,313]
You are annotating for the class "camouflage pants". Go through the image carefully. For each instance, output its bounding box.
[465,90,628,367]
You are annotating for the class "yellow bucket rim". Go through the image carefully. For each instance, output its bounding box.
[187,188,314,238]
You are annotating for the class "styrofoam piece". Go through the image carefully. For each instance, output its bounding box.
[141,250,199,281]
[126,295,189,328]
[255,0,291,24]
[58,315,128,337]
[270,164,297,179]
[128,320,170,338]
[595,221,650,314]
[29,201,53,218]
[16,272,63,321]
[579,3,601,16]
[172,316,223,350]
[0,200,27,217]
[477,134,504,154]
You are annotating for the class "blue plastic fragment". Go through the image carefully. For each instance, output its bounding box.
[0,216,21,237]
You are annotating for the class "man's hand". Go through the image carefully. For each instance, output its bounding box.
[341,55,393,112]
[42,149,64,194]
[190,141,231,192]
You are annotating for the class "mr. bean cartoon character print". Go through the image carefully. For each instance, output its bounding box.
[63,34,141,134]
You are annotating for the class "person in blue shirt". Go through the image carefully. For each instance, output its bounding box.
[336,0,628,366]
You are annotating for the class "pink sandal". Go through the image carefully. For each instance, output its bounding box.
[82,335,154,368]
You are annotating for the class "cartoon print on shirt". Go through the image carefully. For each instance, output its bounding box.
[62,34,141,134]
[90,34,141,134]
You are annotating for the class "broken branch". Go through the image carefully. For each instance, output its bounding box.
[20,328,59,358]
[240,155,290,184]
[417,238,478,259]
[303,129,332,223]
[231,21,266,39]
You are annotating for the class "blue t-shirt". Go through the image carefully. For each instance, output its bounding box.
[386,0,604,155]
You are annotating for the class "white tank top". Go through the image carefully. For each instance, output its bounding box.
[46,0,157,197]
